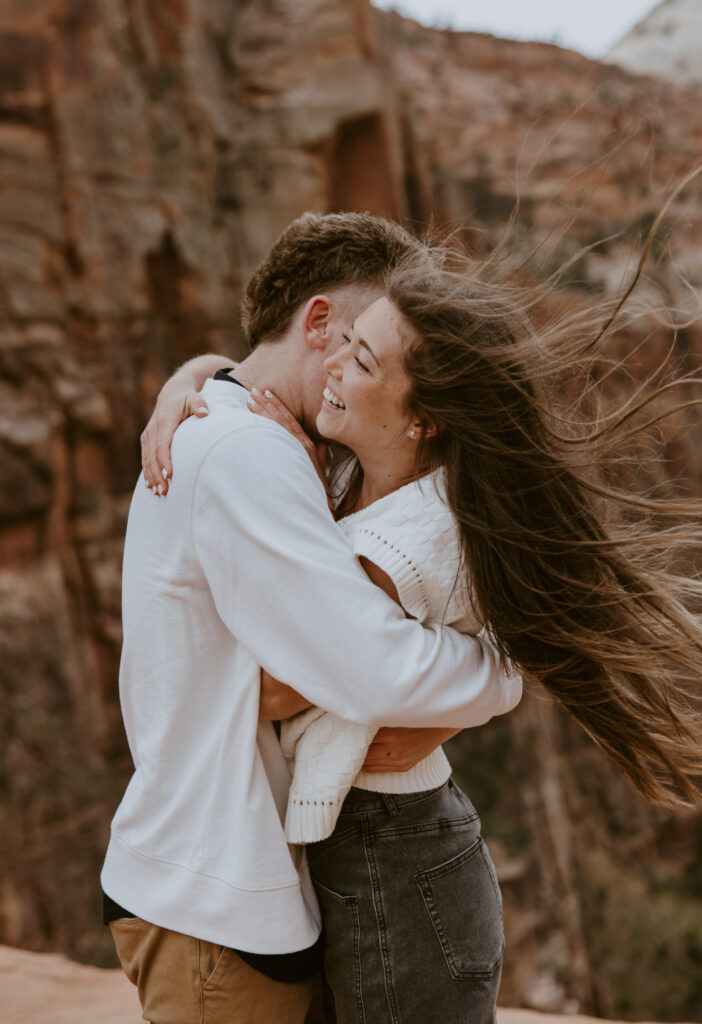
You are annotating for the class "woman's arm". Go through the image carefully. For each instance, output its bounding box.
[362,726,460,772]
[259,553,459,766]
[141,353,234,493]
[259,669,312,720]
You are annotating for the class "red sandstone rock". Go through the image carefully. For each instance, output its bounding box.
[1,1,701,1020]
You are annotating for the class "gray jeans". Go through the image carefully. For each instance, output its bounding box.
[306,779,503,1024]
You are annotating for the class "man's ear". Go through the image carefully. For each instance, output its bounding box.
[301,294,334,351]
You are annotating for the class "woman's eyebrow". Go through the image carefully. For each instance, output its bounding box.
[349,320,380,365]
[357,337,380,366]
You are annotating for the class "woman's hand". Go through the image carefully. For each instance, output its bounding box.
[247,388,329,493]
[259,669,312,720]
[142,389,209,494]
[361,727,460,773]
[141,354,232,494]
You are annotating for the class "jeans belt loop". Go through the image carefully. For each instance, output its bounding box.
[382,794,399,817]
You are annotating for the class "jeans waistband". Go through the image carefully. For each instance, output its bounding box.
[340,782,448,816]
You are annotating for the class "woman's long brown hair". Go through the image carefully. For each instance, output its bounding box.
[380,256,702,808]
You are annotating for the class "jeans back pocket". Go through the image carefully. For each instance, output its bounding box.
[314,880,366,1023]
[415,836,504,980]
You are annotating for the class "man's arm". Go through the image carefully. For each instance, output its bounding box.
[193,423,522,729]
[257,551,461,768]
[357,555,460,767]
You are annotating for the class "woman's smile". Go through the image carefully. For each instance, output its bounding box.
[322,385,346,410]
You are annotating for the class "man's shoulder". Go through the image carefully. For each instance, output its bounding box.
[174,402,298,465]
[190,414,332,545]
[183,412,319,505]
[201,412,306,465]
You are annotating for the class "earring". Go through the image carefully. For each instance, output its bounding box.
[408,428,418,439]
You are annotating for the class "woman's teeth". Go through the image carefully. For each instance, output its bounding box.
[323,386,345,409]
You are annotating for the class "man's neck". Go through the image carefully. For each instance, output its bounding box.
[233,343,305,425]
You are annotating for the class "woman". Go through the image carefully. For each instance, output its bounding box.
[142,258,702,1022]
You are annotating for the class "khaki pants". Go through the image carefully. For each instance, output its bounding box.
[109,917,315,1024]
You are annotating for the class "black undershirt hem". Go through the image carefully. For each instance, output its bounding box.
[103,892,322,983]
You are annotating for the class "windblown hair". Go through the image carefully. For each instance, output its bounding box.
[241,212,430,347]
[382,258,702,808]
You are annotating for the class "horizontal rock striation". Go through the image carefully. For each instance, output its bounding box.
[1,0,701,1018]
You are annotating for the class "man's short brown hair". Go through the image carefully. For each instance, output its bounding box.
[241,212,428,347]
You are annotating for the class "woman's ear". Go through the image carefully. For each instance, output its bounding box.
[407,418,440,440]
[301,295,334,351]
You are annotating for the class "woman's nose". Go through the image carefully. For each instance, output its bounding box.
[324,354,342,379]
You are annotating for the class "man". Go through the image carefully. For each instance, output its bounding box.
[102,212,521,1023]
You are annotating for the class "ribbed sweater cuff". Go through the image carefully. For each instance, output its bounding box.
[284,753,452,842]
[284,792,344,845]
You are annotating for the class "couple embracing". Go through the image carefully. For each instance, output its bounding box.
[102,211,702,1024]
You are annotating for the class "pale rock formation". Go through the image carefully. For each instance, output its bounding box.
[607,0,702,88]
[0,0,406,970]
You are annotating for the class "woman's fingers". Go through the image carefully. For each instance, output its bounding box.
[186,393,210,421]
[248,388,303,435]
[141,391,209,496]
[248,388,314,453]
[247,387,330,495]
[141,421,167,494]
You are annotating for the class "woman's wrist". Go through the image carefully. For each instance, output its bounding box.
[259,671,311,720]
[160,354,230,400]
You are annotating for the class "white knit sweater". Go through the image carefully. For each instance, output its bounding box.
[281,472,500,844]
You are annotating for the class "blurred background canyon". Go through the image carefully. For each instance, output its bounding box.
[0,0,701,1019]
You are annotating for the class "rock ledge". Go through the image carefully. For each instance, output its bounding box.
[0,944,690,1024]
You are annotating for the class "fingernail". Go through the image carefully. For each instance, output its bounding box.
[264,390,273,399]
[157,484,164,496]
[251,387,261,396]
[162,468,168,480]
[247,396,255,407]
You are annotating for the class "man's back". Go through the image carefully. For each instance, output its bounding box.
[103,380,322,953]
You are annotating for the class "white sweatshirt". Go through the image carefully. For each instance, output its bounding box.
[101,379,522,955]
[281,473,504,844]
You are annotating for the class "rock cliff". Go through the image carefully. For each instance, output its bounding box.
[607,0,702,88]
[0,0,406,968]
[1,1,701,1020]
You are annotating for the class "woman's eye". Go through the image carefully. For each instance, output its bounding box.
[343,333,369,371]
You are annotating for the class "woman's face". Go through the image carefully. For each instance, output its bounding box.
[316,296,416,455]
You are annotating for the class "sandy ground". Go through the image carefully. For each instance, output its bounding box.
[0,944,691,1024]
